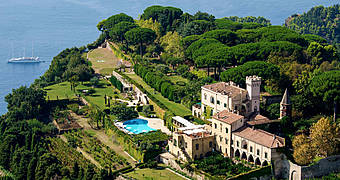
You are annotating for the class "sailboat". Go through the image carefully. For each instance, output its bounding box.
[8,42,40,63]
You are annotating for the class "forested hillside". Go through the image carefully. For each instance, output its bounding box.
[0,4,339,179]
[285,4,340,51]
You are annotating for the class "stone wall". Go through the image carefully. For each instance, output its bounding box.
[273,154,340,180]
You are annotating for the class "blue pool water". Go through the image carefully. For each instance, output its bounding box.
[123,119,156,134]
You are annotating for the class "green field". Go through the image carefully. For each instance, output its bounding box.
[88,48,120,74]
[125,168,186,180]
[125,73,191,116]
[45,80,123,109]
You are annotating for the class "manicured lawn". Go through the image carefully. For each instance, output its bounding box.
[125,73,191,116]
[88,48,120,74]
[45,80,123,109]
[125,167,186,180]
[44,81,76,100]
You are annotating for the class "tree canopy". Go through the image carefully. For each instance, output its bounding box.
[220,61,281,88]
[102,13,134,31]
[125,27,157,56]
[141,5,183,33]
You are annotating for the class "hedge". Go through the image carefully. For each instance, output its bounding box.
[109,76,123,92]
[229,165,272,180]
[134,64,182,102]
[112,165,133,176]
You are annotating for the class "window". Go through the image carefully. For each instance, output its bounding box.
[225,128,228,133]
[265,152,268,159]
[224,103,227,108]
[210,96,215,104]
[231,140,233,145]
[209,141,212,148]
[185,142,187,148]
[174,139,177,146]
[250,146,253,152]
[220,136,223,142]
[196,144,199,150]
[226,148,228,154]
[237,141,239,147]
[257,149,260,156]
[217,100,220,105]
[200,154,203,158]
[220,124,222,132]
[204,94,207,100]
[214,123,217,129]
[225,138,228,144]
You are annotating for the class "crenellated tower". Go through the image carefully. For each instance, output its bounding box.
[246,75,261,113]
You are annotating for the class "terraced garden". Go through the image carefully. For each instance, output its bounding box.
[64,130,129,170]
[48,138,91,168]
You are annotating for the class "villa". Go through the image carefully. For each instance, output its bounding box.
[169,116,214,161]
[193,75,261,119]
[170,76,288,165]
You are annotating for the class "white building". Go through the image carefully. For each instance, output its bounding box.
[193,76,261,119]
[211,110,285,166]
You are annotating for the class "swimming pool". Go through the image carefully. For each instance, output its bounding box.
[123,119,156,134]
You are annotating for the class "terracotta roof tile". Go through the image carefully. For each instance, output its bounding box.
[233,127,285,148]
[247,114,279,126]
[203,82,245,98]
[212,110,244,124]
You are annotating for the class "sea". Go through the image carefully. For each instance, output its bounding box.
[0,0,337,115]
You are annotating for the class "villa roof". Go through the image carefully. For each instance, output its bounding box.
[247,114,276,126]
[202,82,246,98]
[172,116,196,128]
[233,127,285,148]
[212,110,244,124]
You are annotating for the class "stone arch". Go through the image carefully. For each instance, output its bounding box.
[255,158,261,166]
[241,140,248,150]
[241,152,247,160]
[262,160,268,166]
[235,149,240,158]
[290,170,298,180]
[248,154,254,163]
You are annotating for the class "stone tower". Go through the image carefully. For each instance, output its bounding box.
[246,75,261,113]
[280,88,291,119]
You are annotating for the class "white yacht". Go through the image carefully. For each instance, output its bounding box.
[8,43,40,63]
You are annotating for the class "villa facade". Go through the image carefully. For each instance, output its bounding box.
[169,116,214,161]
[193,76,261,119]
[211,110,285,166]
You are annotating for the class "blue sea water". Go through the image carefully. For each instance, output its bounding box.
[0,0,337,115]
[123,119,156,134]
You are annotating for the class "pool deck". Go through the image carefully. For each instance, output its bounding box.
[141,116,171,135]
